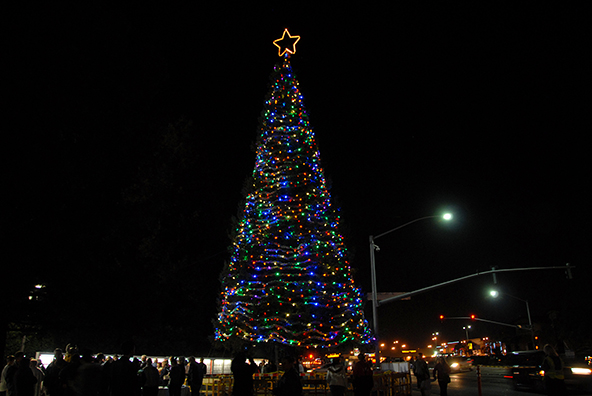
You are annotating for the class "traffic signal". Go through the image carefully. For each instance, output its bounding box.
[470,314,476,320]
[439,315,445,322]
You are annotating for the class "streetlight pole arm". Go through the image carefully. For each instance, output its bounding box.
[501,293,527,304]
[369,214,449,367]
[494,292,535,349]
[373,216,439,240]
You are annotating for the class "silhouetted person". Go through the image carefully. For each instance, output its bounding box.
[413,354,430,396]
[197,359,207,390]
[433,356,450,396]
[44,349,66,396]
[178,357,187,378]
[272,356,301,396]
[5,353,24,396]
[139,356,148,370]
[14,357,37,396]
[263,360,276,374]
[168,358,184,396]
[187,357,206,396]
[231,352,257,396]
[59,346,82,396]
[1,355,16,396]
[542,344,566,396]
[296,358,304,375]
[29,360,44,396]
[352,354,373,396]
[158,359,169,387]
[139,358,159,396]
[109,341,140,396]
[70,349,103,396]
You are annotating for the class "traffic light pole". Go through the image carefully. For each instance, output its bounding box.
[441,316,524,329]
[377,264,575,306]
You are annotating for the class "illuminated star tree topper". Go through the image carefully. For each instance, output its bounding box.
[273,28,301,57]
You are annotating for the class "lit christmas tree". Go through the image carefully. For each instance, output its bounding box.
[215,29,373,349]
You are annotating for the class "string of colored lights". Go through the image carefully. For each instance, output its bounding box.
[215,55,373,349]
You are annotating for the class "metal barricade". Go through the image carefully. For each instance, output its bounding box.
[203,375,233,396]
[301,378,329,396]
[253,373,279,396]
[202,371,411,396]
[372,372,412,396]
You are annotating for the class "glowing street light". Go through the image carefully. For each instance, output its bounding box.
[369,213,453,365]
[463,325,472,341]
[490,289,536,349]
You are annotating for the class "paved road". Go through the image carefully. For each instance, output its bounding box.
[408,366,516,396]
[410,366,591,396]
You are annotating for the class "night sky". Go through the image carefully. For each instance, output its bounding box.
[6,4,590,354]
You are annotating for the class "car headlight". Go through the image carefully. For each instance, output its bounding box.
[571,368,592,375]
[451,363,459,368]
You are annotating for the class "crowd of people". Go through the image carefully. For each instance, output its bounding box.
[2,346,383,396]
[0,342,207,396]
[228,352,374,396]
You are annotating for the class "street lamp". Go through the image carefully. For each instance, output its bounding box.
[369,213,452,366]
[463,325,471,341]
[489,290,536,350]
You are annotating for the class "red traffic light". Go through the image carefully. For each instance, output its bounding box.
[470,314,476,320]
[439,315,445,321]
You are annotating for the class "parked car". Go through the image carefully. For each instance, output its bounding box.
[507,350,592,393]
[446,356,473,372]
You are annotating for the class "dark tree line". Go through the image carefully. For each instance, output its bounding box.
[4,117,227,359]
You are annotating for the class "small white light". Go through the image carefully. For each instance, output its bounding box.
[443,213,453,220]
